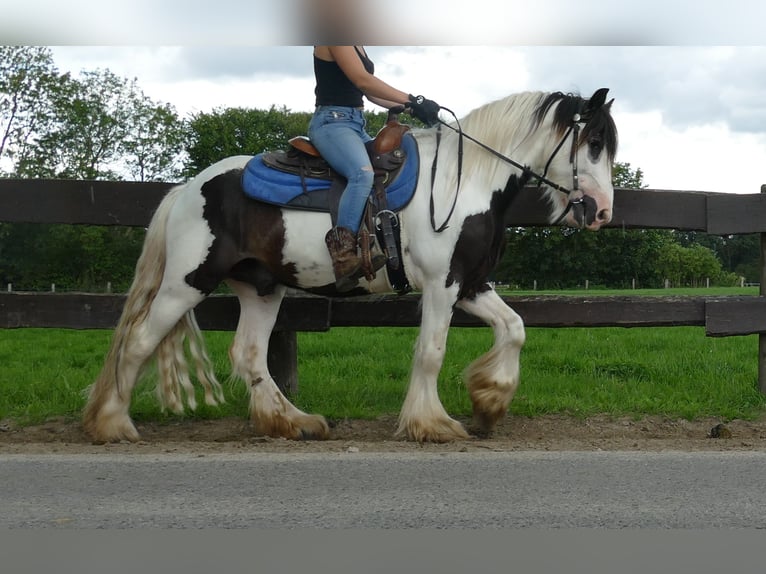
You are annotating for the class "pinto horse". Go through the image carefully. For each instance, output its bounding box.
[83,88,617,443]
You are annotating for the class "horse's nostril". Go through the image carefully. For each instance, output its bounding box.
[597,209,611,223]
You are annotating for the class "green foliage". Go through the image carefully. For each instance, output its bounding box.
[184,105,394,176]
[120,97,188,182]
[495,227,677,289]
[0,48,186,291]
[185,106,312,174]
[656,242,738,287]
[17,69,128,179]
[0,46,64,173]
[675,231,760,283]
[14,69,187,182]
[496,161,744,289]
[0,223,144,291]
[2,48,187,181]
[612,161,647,189]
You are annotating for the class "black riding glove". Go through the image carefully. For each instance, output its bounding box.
[408,94,441,126]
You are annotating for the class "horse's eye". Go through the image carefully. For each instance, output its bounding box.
[588,137,603,159]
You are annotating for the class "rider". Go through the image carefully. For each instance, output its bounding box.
[308,45,441,290]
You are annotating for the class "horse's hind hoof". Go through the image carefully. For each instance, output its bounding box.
[299,429,325,440]
[299,424,330,440]
[470,426,493,439]
[253,411,330,441]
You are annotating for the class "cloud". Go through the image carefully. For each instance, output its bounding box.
[519,46,766,135]
[617,110,766,193]
[49,45,766,136]
[169,47,311,81]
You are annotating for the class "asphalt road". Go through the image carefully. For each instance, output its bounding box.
[2,450,765,528]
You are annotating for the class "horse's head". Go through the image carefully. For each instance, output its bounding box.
[533,88,617,230]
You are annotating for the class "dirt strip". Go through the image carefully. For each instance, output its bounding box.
[2,414,765,454]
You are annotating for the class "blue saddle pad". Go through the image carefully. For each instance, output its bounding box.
[241,132,419,212]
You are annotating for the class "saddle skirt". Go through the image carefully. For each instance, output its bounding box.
[241,131,420,213]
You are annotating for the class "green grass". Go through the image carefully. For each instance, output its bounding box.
[1,320,763,426]
[293,326,764,421]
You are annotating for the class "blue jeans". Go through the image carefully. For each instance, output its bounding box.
[308,106,374,234]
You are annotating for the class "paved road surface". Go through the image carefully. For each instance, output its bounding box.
[2,450,765,528]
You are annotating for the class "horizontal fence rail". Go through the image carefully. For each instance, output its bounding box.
[3,178,766,234]
[1,292,764,338]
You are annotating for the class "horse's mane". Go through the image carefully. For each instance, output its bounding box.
[458,91,547,155]
[450,91,618,182]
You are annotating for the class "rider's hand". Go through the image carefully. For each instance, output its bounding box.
[407,94,440,126]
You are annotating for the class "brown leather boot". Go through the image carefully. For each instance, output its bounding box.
[325,227,362,291]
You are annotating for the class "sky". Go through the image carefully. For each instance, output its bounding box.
[6,1,766,194]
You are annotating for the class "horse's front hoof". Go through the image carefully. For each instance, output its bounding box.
[396,416,470,443]
[470,407,507,438]
[297,415,331,440]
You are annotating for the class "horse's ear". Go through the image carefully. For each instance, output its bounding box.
[587,88,610,111]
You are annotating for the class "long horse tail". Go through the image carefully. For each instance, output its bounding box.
[83,183,222,439]
[155,310,224,413]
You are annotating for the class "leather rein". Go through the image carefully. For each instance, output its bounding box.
[429,105,588,232]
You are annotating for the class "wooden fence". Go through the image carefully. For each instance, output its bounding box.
[2,178,766,393]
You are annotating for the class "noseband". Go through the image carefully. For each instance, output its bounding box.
[432,106,589,231]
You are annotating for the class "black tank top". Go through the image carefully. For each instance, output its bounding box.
[314,47,375,107]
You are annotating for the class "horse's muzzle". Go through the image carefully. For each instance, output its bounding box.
[571,195,604,229]
[570,195,593,227]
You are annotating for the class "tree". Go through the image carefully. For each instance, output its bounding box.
[612,161,646,189]
[655,242,734,287]
[495,161,672,288]
[673,230,759,283]
[11,66,187,182]
[1,59,187,290]
[0,46,65,175]
[185,106,312,175]
[120,95,187,182]
[18,69,137,179]
[184,106,393,176]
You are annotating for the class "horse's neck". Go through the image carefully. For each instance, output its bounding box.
[462,92,549,163]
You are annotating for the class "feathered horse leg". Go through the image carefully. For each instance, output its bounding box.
[397,282,469,442]
[83,185,210,442]
[456,288,525,436]
[227,280,329,439]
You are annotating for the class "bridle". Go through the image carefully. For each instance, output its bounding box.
[429,105,591,232]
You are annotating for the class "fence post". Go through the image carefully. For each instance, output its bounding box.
[267,331,299,396]
[760,185,766,394]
